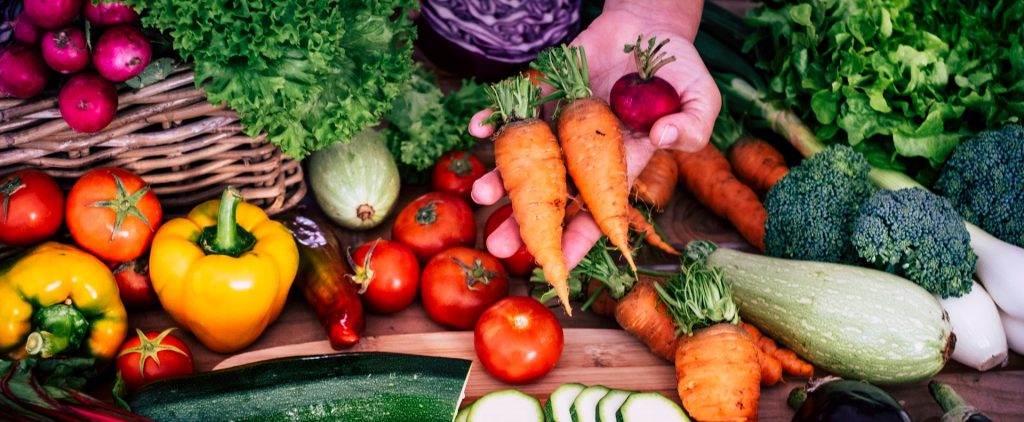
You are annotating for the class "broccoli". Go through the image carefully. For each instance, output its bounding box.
[763,144,875,263]
[851,188,976,298]
[934,124,1024,248]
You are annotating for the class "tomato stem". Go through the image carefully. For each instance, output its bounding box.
[199,187,256,257]
[87,173,154,240]
[25,303,89,358]
[348,239,380,294]
[414,201,438,225]
[0,176,26,223]
[447,153,474,177]
[452,257,497,290]
[117,328,188,379]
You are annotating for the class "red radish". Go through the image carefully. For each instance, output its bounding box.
[0,43,50,98]
[42,26,90,74]
[59,72,118,133]
[609,35,681,132]
[23,0,81,30]
[12,13,44,45]
[92,24,150,82]
[82,0,139,27]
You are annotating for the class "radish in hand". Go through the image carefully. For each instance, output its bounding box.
[42,26,90,74]
[609,35,681,132]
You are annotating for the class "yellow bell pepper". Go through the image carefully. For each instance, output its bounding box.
[150,187,298,353]
[0,242,127,360]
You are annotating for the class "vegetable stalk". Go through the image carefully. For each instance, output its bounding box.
[25,303,89,358]
[199,187,256,257]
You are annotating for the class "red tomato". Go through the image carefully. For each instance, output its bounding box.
[116,328,194,393]
[474,296,564,384]
[351,239,420,314]
[0,169,64,247]
[392,191,476,262]
[422,247,509,330]
[66,167,162,262]
[483,204,536,277]
[431,151,486,200]
[108,256,158,310]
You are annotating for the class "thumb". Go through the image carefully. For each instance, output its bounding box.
[649,83,721,152]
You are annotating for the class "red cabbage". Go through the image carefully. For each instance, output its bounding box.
[417,0,581,81]
[0,2,21,48]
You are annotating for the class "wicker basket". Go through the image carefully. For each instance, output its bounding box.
[0,66,306,216]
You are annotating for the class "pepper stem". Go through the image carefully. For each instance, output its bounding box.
[25,303,90,358]
[200,187,257,257]
[787,387,808,410]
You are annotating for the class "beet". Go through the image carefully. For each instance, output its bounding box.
[23,0,81,30]
[609,36,682,132]
[59,71,118,133]
[82,1,139,27]
[0,43,51,98]
[92,24,150,82]
[42,26,90,74]
[12,13,44,45]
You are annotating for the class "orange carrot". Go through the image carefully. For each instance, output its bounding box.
[585,278,618,318]
[614,280,678,361]
[675,323,761,421]
[729,137,788,198]
[751,340,784,386]
[674,145,767,252]
[740,321,814,378]
[631,149,678,211]
[627,206,679,255]
[564,197,584,223]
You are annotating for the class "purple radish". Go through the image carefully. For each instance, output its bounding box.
[59,71,118,133]
[42,26,90,74]
[82,1,139,27]
[609,35,681,133]
[23,0,81,30]
[0,43,51,98]
[92,24,150,82]
[12,13,44,45]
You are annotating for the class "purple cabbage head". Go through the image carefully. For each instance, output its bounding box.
[0,1,21,48]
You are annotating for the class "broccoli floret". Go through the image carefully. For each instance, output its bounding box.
[764,144,875,263]
[852,188,976,298]
[934,124,1024,248]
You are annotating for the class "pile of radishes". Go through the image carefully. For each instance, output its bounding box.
[0,0,150,134]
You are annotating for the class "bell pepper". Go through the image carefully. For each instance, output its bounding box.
[150,187,298,353]
[0,242,128,360]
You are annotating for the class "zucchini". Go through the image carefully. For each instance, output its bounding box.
[596,390,633,422]
[693,242,954,384]
[467,389,543,422]
[129,353,471,422]
[570,385,609,422]
[615,393,689,422]
[456,405,471,422]
[545,383,586,422]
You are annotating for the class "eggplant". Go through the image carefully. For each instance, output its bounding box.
[929,381,992,422]
[789,377,911,422]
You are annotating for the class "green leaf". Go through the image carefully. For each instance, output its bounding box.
[811,89,839,124]
[789,4,814,28]
[125,58,177,89]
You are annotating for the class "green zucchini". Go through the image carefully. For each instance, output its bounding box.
[455,405,471,422]
[545,383,586,422]
[596,390,633,422]
[467,389,544,422]
[570,385,609,422]
[128,352,471,422]
[615,393,689,422]
[694,242,954,384]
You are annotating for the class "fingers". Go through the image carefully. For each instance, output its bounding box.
[650,64,722,152]
[623,132,657,186]
[469,109,496,139]
[470,170,506,206]
[562,212,603,270]
[485,216,523,259]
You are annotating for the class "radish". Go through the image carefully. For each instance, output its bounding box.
[609,35,681,132]
[82,1,139,27]
[92,24,150,82]
[59,71,118,133]
[12,13,44,45]
[42,26,90,74]
[23,0,81,30]
[0,43,51,98]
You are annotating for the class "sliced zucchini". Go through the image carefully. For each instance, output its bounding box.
[455,404,472,422]
[596,390,633,422]
[570,385,610,422]
[545,383,586,422]
[467,389,543,422]
[616,392,690,422]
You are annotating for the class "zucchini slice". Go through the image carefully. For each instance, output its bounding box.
[456,404,472,422]
[467,389,543,422]
[596,390,633,422]
[545,383,586,422]
[616,392,690,422]
[570,385,609,422]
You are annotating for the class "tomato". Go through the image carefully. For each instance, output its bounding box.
[431,151,486,200]
[66,167,162,262]
[422,247,509,330]
[108,256,158,309]
[392,191,476,262]
[351,239,420,314]
[474,296,564,384]
[0,169,64,247]
[524,69,545,86]
[483,204,536,277]
[116,328,194,393]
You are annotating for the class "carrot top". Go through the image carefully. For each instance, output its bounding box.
[485,75,542,124]
[654,248,739,336]
[532,44,592,102]
[625,35,676,81]
[530,237,637,309]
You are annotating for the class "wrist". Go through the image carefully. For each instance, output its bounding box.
[602,0,704,40]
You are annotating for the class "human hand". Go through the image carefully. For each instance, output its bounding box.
[470,5,721,270]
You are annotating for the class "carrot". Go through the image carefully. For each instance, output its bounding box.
[674,145,767,252]
[675,323,761,421]
[740,321,814,378]
[585,278,618,318]
[614,279,677,361]
[729,137,788,198]
[534,45,636,272]
[631,149,678,211]
[563,197,584,223]
[627,206,679,255]
[487,76,572,315]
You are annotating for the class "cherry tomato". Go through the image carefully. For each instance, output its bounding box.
[431,151,486,201]
[66,167,162,262]
[474,296,564,384]
[392,191,476,262]
[0,169,64,247]
[422,247,509,330]
[108,256,158,309]
[116,328,194,393]
[350,239,420,314]
[483,204,536,277]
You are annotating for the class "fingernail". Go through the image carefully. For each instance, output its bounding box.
[656,125,678,147]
